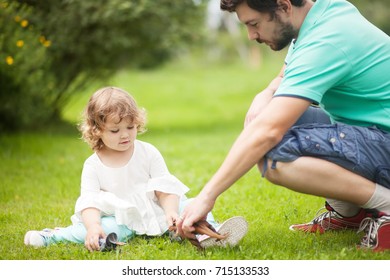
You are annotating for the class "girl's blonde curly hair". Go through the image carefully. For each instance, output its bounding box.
[79,87,146,151]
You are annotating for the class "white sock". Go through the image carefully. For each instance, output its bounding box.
[326,198,361,217]
[361,184,390,215]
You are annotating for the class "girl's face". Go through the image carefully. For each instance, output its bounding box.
[100,115,138,152]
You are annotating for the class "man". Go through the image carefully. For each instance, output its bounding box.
[177,0,390,251]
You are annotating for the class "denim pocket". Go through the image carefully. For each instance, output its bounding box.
[292,123,359,169]
[360,126,389,142]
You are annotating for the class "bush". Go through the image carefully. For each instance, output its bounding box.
[0,0,205,131]
[0,1,55,131]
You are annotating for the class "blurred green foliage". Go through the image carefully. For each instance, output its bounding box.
[350,0,390,35]
[0,0,205,131]
[0,2,53,131]
[0,0,388,132]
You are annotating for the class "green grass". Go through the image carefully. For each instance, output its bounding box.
[1,54,389,260]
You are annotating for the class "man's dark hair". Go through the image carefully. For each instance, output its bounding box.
[221,0,305,14]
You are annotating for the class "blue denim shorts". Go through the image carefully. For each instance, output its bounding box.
[264,123,390,188]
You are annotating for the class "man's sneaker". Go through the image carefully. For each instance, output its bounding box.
[358,215,390,252]
[198,216,248,248]
[289,202,381,234]
[24,228,57,247]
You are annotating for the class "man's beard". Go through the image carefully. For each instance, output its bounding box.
[257,18,298,51]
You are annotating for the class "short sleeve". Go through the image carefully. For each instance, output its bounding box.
[80,158,100,195]
[147,174,189,199]
[147,144,171,178]
[74,157,101,214]
[142,143,189,199]
[276,41,352,103]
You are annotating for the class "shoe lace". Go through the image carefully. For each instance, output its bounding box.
[40,228,56,246]
[312,207,334,230]
[357,217,379,248]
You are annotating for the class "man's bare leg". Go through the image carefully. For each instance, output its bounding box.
[262,156,375,207]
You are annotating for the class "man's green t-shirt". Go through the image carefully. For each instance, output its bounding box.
[275,0,390,132]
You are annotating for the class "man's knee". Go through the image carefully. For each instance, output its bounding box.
[260,159,284,185]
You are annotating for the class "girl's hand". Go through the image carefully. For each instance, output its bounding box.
[85,225,106,252]
[165,211,180,228]
[155,191,180,228]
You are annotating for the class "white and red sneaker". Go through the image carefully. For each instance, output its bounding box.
[289,202,383,234]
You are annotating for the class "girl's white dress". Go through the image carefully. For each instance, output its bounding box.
[71,140,189,236]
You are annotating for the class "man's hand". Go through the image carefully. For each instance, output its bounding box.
[176,194,215,240]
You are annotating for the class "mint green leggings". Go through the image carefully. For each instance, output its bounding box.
[50,198,218,244]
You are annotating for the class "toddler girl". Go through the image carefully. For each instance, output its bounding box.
[24,87,247,251]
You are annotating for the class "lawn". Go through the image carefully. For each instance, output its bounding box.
[1,54,389,261]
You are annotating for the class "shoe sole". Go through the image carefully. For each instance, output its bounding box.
[289,223,326,234]
[289,220,361,233]
[24,231,33,245]
[199,216,248,248]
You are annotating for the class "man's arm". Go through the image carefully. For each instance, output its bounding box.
[244,65,285,127]
[178,96,311,237]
